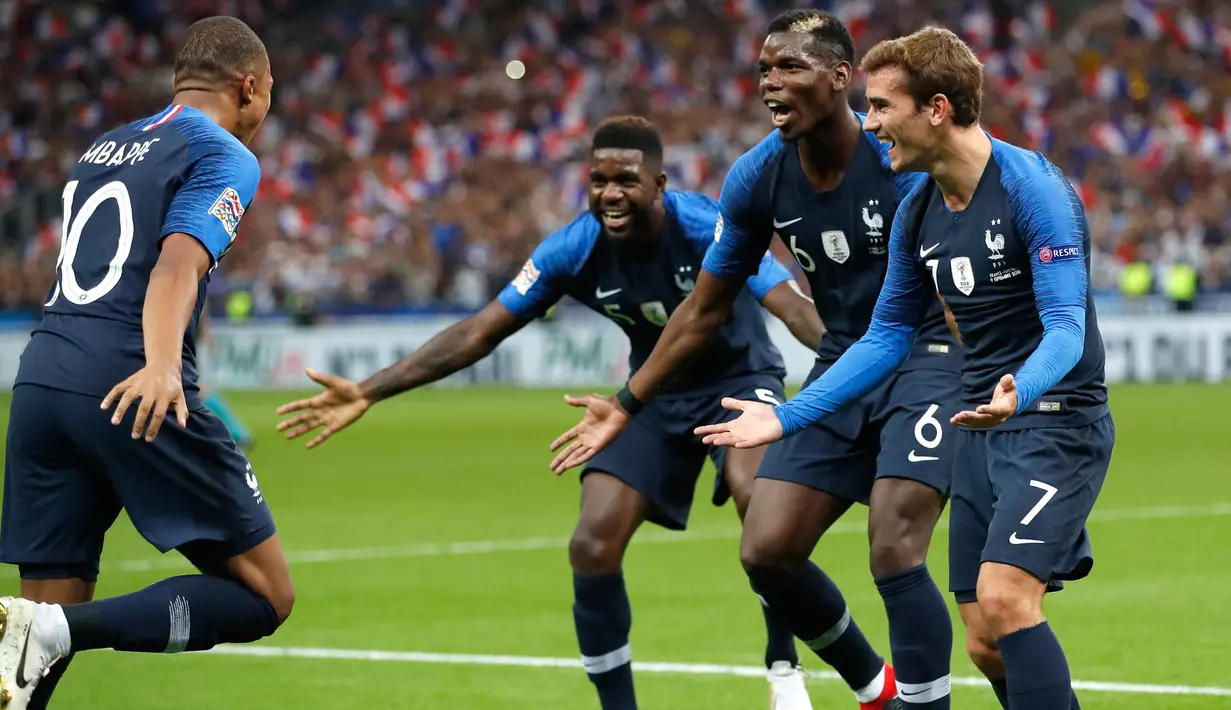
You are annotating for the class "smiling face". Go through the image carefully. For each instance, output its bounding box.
[588,148,666,241]
[758,31,851,142]
[862,65,941,173]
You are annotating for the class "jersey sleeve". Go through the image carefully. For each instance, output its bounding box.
[700,131,781,282]
[496,217,596,320]
[160,137,260,265]
[773,180,933,437]
[745,252,794,301]
[1000,148,1089,414]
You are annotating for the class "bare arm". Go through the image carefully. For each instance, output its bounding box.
[359,300,529,403]
[625,268,745,404]
[759,279,825,352]
[145,234,213,372]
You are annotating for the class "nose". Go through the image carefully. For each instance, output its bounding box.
[759,69,783,95]
[600,183,624,204]
[862,110,879,132]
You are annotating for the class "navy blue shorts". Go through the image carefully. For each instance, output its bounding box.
[0,384,276,581]
[583,376,787,530]
[756,360,960,504]
[949,414,1115,604]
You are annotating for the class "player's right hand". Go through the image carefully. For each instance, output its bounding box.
[549,394,630,474]
[275,369,371,449]
[102,364,189,443]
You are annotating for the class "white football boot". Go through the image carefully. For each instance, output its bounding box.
[768,660,814,710]
[0,597,70,709]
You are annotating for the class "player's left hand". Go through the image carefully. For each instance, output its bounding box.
[102,364,189,442]
[694,398,784,448]
[952,373,1018,429]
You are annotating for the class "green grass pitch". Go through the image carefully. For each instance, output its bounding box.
[1,384,1229,709]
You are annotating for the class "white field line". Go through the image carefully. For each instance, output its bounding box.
[202,644,1231,697]
[5,502,1229,579]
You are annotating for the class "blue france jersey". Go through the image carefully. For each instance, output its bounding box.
[16,104,259,407]
[497,190,791,396]
[902,139,1108,427]
[702,116,959,370]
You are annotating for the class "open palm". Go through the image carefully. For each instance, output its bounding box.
[275,369,371,448]
[694,398,784,448]
[549,394,630,474]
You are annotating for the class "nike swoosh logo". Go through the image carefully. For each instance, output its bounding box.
[908,450,938,462]
[15,622,32,689]
[595,287,622,299]
[920,243,940,258]
[772,217,802,229]
[1009,532,1045,545]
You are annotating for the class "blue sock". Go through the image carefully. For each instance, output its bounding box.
[759,596,799,668]
[992,678,1078,710]
[875,565,952,708]
[62,575,280,653]
[205,391,251,444]
[573,573,636,710]
[999,622,1073,710]
[747,561,883,692]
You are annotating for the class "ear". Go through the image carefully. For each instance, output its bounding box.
[830,61,852,92]
[239,75,257,109]
[655,171,668,197]
[927,93,949,126]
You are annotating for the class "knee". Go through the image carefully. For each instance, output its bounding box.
[569,526,625,576]
[965,629,1002,678]
[738,528,803,577]
[867,516,931,578]
[266,579,295,624]
[976,580,1042,637]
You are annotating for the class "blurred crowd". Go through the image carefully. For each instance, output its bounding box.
[1,0,1230,316]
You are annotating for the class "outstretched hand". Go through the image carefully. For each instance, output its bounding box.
[549,393,630,474]
[275,369,372,448]
[694,398,784,449]
[951,373,1018,429]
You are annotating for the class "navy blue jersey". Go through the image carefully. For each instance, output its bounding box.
[774,137,1109,436]
[906,141,1108,426]
[702,115,959,370]
[497,190,791,396]
[16,104,260,407]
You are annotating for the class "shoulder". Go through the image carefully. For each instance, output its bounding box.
[991,137,1084,232]
[665,190,719,239]
[536,211,602,267]
[723,130,788,198]
[991,137,1070,197]
[176,109,259,172]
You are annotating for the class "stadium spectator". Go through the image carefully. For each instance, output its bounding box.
[2,0,1231,316]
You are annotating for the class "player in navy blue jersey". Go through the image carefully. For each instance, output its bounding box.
[275,116,826,710]
[551,11,962,710]
[0,17,290,709]
[699,26,1113,710]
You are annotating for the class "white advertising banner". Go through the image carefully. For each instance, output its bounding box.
[3,313,1231,390]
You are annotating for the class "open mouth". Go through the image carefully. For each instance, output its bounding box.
[766,99,794,127]
[602,209,631,230]
[879,136,897,156]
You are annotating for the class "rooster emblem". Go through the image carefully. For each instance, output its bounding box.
[985,218,1005,260]
[862,199,883,237]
